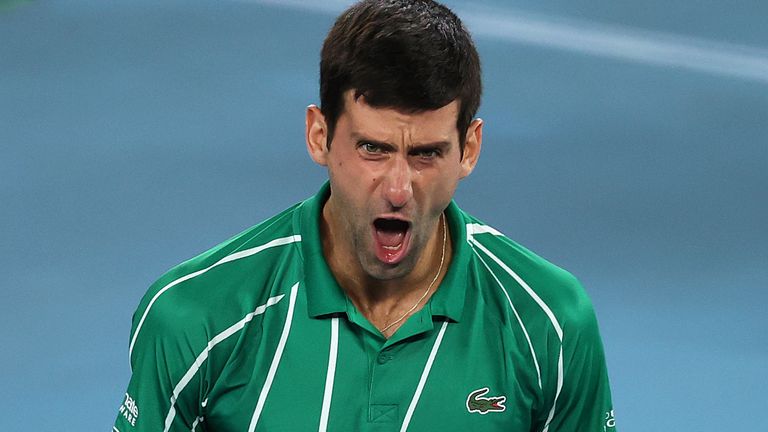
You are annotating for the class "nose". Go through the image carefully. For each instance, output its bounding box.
[383,155,413,209]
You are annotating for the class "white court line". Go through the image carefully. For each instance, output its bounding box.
[241,0,768,84]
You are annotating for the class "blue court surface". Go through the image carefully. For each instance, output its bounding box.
[1,0,766,430]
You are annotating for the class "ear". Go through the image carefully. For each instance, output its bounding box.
[459,118,483,178]
[306,105,329,166]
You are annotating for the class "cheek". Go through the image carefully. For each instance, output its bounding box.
[330,151,367,177]
[435,185,457,210]
[328,163,372,207]
[418,174,459,210]
[418,167,459,194]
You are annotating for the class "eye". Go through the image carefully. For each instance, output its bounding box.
[416,149,440,159]
[361,142,381,153]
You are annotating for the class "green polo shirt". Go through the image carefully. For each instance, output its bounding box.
[114,183,616,432]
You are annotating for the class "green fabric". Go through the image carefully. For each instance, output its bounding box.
[115,182,616,432]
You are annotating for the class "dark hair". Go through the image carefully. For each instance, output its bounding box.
[320,0,482,154]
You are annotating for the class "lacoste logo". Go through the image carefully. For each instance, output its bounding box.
[466,387,506,414]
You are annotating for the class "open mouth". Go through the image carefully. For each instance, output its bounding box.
[372,218,412,264]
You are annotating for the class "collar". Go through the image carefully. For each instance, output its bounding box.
[296,182,470,323]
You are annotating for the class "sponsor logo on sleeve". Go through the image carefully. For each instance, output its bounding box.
[466,387,507,414]
[118,393,140,427]
[604,409,616,431]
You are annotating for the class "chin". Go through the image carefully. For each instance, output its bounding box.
[363,258,414,281]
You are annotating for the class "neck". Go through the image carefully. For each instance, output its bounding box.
[320,204,452,332]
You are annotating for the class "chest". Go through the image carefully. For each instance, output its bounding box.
[202,310,539,432]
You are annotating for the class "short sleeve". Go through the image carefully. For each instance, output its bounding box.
[545,293,617,432]
[113,286,206,432]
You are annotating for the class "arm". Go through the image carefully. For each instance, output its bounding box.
[543,292,617,432]
[113,287,205,432]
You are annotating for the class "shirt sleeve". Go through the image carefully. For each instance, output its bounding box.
[113,288,206,432]
[543,289,617,432]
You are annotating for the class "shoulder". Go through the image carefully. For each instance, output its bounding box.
[461,211,596,333]
[128,203,303,365]
[458,210,613,424]
[153,203,302,287]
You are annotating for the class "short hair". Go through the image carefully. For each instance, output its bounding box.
[320,0,482,155]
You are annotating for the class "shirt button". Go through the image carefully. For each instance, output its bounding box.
[377,352,393,364]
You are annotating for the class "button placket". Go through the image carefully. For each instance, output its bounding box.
[376,350,394,364]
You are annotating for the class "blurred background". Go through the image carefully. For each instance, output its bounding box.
[1,0,766,430]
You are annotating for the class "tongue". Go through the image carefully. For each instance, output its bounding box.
[375,229,405,247]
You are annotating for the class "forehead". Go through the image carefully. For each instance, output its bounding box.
[339,91,460,142]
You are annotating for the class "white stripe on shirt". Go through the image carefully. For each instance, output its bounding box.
[318,317,339,432]
[248,282,300,432]
[161,293,286,432]
[129,234,301,364]
[468,227,565,432]
[472,247,543,389]
[400,320,449,432]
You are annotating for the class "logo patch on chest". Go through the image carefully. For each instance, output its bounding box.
[466,387,507,414]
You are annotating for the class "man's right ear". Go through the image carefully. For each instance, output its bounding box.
[306,105,328,166]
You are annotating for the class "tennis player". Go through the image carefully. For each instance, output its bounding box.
[114,1,617,431]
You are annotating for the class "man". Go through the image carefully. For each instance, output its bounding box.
[114,1,616,431]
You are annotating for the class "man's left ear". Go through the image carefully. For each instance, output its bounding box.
[460,118,483,178]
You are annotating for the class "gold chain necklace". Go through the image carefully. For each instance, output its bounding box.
[380,213,447,335]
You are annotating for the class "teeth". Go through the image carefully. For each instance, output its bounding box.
[382,244,402,251]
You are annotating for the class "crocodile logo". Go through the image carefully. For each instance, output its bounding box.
[466,387,507,414]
